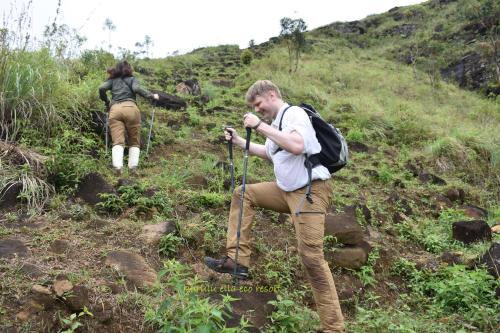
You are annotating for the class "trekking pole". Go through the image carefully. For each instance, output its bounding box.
[104,109,109,155]
[233,127,251,285]
[146,103,156,155]
[227,128,235,193]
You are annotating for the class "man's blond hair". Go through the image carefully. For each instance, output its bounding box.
[245,80,282,103]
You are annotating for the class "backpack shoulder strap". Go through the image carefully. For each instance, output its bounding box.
[121,76,135,94]
[274,105,293,155]
[277,105,293,131]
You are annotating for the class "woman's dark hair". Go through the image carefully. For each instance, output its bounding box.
[110,60,133,79]
[106,67,115,79]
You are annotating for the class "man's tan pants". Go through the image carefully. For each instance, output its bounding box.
[109,101,141,147]
[227,180,345,333]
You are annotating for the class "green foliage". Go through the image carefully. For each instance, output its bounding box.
[0,163,54,213]
[424,265,499,317]
[96,193,126,215]
[240,49,253,65]
[261,250,300,288]
[44,129,99,193]
[189,191,225,209]
[355,248,380,287]
[114,184,172,217]
[68,203,91,221]
[78,49,115,77]
[59,306,93,333]
[266,292,319,333]
[390,258,499,331]
[279,17,308,73]
[158,233,183,257]
[145,259,249,332]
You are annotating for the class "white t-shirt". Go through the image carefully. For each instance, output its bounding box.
[265,103,331,191]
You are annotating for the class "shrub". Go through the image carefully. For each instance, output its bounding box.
[240,49,253,65]
[158,234,183,257]
[145,259,249,332]
[266,292,319,333]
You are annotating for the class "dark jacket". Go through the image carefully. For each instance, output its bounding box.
[99,76,153,107]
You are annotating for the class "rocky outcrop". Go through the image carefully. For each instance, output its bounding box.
[150,89,187,110]
[75,172,115,205]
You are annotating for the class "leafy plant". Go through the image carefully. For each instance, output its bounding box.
[96,193,126,215]
[266,292,319,333]
[59,306,93,333]
[145,259,249,332]
[355,248,380,287]
[158,233,182,257]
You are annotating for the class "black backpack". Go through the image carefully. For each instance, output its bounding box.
[276,103,349,212]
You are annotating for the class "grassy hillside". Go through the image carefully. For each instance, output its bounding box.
[0,0,499,332]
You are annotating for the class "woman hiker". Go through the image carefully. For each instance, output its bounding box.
[99,60,159,175]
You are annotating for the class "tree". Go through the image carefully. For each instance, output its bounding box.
[103,18,116,52]
[279,17,307,73]
[135,35,154,58]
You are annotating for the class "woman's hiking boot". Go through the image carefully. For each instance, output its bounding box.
[204,256,249,280]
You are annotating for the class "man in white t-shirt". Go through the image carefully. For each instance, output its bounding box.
[205,80,344,333]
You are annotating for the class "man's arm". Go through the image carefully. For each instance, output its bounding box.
[243,113,304,155]
[225,128,269,160]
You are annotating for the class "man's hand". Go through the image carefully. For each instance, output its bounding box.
[224,127,240,143]
[243,113,261,129]
[153,93,159,100]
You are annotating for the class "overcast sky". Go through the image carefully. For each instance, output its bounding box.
[2,0,424,57]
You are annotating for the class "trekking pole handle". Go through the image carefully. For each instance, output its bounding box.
[245,127,251,150]
[226,128,234,160]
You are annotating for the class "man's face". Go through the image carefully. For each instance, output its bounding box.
[251,92,276,121]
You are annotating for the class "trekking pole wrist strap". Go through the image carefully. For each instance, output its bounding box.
[252,120,262,130]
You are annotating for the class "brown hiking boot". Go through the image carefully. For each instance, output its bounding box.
[204,256,249,280]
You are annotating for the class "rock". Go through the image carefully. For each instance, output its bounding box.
[49,239,70,254]
[418,173,446,185]
[211,79,234,88]
[325,208,364,245]
[32,285,51,295]
[192,262,215,280]
[330,246,368,270]
[440,251,463,265]
[277,213,290,224]
[75,172,115,205]
[176,80,201,95]
[105,251,156,288]
[53,280,73,297]
[150,89,187,110]
[452,220,491,245]
[16,310,30,321]
[382,23,417,38]
[21,263,43,278]
[432,194,453,211]
[186,175,209,188]
[460,204,488,219]
[348,141,370,153]
[404,160,424,177]
[444,188,465,203]
[140,221,176,245]
[65,285,90,311]
[475,243,500,278]
[362,169,379,178]
[441,52,490,92]
[0,239,28,258]
[0,182,22,209]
